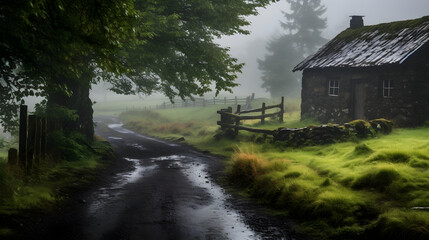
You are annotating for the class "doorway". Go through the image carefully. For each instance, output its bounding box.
[353,82,367,120]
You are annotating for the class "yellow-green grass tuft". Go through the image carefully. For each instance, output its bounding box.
[367,210,429,240]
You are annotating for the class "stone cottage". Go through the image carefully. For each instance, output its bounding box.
[293,16,429,126]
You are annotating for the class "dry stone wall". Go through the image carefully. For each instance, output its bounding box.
[273,119,393,147]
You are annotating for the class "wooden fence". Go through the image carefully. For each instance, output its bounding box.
[217,97,284,135]
[8,105,47,173]
[155,93,255,110]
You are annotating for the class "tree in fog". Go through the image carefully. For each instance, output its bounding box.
[259,0,327,98]
[258,35,302,98]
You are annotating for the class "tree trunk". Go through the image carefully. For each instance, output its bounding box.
[47,76,94,141]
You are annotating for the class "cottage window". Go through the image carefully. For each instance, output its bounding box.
[383,80,393,97]
[329,80,339,96]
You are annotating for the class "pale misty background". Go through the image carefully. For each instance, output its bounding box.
[89,0,429,101]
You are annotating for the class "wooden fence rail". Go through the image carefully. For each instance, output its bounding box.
[217,97,284,135]
[155,93,255,110]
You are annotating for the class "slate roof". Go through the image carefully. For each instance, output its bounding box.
[293,16,429,71]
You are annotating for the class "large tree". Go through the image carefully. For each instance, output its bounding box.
[1,0,277,139]
[258,0,326,98]
[1,0,136,137]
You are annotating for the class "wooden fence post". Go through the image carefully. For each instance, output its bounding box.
[8,148,18,165]
[261,102,266,124]
[203,99,206,107]
[227,107,233,130]
[41,117,47,159]
[224,97,227,104]
[235,96,238,106]
[27,115,36,172]
[34,117,42,165]
[280,96,284,123]
[236,104,241,115]
[219,107,233,130]
[19,105,28,168]
[251,93,255,100]
[163,102,166,109]
[213,97,216,105]
[245,96,251,109]
[235,104,241,135]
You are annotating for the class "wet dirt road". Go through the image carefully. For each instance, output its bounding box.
[25,116,301,240]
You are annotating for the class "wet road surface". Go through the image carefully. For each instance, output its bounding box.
[24,116,300,240]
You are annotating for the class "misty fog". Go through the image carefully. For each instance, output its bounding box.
[88,0,429,102]
[215,0,429,97]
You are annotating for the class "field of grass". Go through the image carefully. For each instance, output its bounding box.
[118,99,429,240]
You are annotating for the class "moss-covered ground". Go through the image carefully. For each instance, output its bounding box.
[119,98,429,240]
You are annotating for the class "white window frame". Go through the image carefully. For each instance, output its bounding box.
[328,80,339,96]
[383,80,393,97]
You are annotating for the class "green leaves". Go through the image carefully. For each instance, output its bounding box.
[108,0,276,101]
[0,0,277,132]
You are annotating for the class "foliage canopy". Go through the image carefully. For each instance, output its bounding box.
[0,0,277,133]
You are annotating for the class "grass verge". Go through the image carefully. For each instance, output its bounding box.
[118,99,429,240]
[0,136,115,238]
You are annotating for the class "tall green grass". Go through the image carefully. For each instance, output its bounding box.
[0,137,112,214]
[118,99,429,240]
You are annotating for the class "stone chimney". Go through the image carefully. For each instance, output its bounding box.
[350,16,364,29]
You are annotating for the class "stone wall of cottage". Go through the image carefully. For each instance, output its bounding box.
[301,58,429,126]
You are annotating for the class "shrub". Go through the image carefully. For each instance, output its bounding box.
[49,131,91,162]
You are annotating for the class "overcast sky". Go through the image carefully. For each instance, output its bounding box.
[91,0,429,101]
[220,0,429,97]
